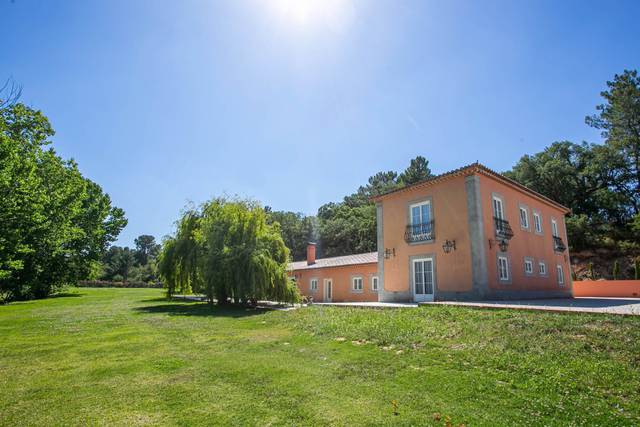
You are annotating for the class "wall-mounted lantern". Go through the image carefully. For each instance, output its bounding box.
[488,238,509,252]
[384,248,396,259]
[442,239,456,254]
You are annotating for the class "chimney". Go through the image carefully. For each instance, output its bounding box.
[306,242,317,265]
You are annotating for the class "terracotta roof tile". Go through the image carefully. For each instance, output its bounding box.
[372,162,570,213]
[289,252,377,271]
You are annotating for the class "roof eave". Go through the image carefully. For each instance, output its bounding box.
[371,162,571,214]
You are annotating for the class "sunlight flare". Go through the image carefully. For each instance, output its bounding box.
[267,0,353,32]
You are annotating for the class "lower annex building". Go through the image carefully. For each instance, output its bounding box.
[288,163,572,302]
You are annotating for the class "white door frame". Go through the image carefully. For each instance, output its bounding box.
[323,278,333,302]
[411,256,435,302]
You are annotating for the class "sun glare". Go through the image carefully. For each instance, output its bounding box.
[268,0,353,31]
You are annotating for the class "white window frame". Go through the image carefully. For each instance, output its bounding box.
[371,276,379,291]
[533,211,543,234]
[309,278,318,292]
[524,259,533,275]
[352,276,363,292]
[409,200,432,226]
[557,265,565,286]
[492,195,505,220]
[551,218,559,237]
[519,206,530,230]
[412,257,435,302]
[539,261,547,276]
[498,256,510,282]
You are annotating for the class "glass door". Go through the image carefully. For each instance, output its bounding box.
[412,258,434,302]
[324,279,332,302]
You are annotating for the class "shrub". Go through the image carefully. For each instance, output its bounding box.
[77,280,162,289]
[612,260,620,280]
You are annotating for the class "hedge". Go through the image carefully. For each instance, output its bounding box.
[78,280,163,289]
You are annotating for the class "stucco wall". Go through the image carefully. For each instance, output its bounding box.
[573,280,640,298]
[291,263,379,302]
[380,175,473,299]
[477,173,572,296]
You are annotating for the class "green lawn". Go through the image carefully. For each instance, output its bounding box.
[1,288,639,426]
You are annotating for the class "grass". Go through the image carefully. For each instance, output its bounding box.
[1,288,639,426]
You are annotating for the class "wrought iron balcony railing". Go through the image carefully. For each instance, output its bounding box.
[404,221,435,243]
[553,235,567,252]
[494,217,514,239]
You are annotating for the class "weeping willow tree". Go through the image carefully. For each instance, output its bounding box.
[158,197,299,305]
[157,209,202,297]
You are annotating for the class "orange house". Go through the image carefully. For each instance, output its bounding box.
[289,162,572,302]
[373,162,572,302]
[289,244,378,302]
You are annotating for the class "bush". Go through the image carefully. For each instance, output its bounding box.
[588,262,595,280]
[77,280,162,289]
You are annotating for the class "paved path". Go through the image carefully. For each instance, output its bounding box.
[423,297,640,316]
[174,295,640,315]
[172,295,300,310]
[314,298,640,315]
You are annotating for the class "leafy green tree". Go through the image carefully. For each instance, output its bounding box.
[266,210,316,261]
[314,156,433,258]
[157,237,180,295]
[316,156,433,258]
[129,260,158,283]
[158,198,299,305]
[157,210,202,296]
[134,234,160,265]
[507,70,640,255]
[343,171,401,207]
[99,235,161,283]
[318,203,376,257]
[586,69,640,216]
[398,155,433,185]
[101,246,136,282]
[504,141,625,249]
[112,248,136,282]
[0,100,126,301]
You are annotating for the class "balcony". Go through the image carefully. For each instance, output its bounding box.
[494,217,514,239]
[553,235,567,252]
[405,221,435,243]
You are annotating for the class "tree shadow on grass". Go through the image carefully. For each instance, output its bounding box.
[139,297,172,303]
[50,292,85,299]
[134,301,269,318]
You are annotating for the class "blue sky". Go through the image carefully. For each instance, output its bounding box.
[2,0,639,246]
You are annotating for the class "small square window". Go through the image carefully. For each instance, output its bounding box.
[352,277,363,291]
[310,279,318,291]
[524,259,533,274]
[539,261,547,275]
